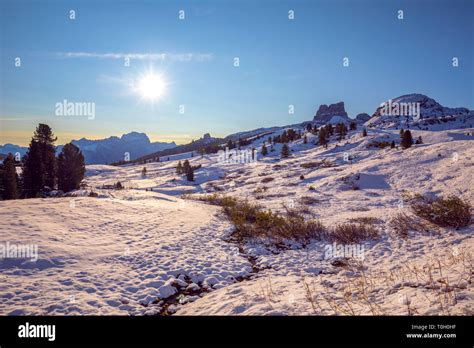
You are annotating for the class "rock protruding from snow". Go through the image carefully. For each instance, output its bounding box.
[355,113,371,123]
[313,102,349,124]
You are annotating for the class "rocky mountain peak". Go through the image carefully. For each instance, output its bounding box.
[313,101,349,123]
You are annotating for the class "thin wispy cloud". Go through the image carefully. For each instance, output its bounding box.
[55,52,214,62]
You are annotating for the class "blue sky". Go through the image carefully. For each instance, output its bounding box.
[1,0,473,145]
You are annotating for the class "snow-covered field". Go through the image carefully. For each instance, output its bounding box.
[0,127,472,315]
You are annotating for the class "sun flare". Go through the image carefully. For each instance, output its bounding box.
[136,73,166,101]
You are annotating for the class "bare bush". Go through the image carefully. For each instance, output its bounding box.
[329,222,380,244]
[389,211,436,237]
[408,195,471,229]
[261,177,274,183]
[348,217,383,225]
[299,196,320,205]
[199,194,379,246]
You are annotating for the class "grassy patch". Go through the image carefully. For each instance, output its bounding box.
[200,194,325,243]
[253,186,268,194]
[367,140,391,149]
[199,194,379,246]
[261,177,275,183]
[328,222,380,244]
[348,217,383,225]
[300,159,335,169]
[389,211,435,237]
[299,196,320,205]
[404,194,471,229]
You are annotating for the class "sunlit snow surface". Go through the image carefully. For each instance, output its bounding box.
[0,128,472,315]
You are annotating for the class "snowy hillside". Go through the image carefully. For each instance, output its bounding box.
[0,125,472,316]
[366,94,473,130]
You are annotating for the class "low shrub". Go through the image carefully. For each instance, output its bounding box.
[301,162,320,169]
[328,222,379,244]
[389,211,434,237]
[406,194,471,229]
[261,177,274,183]
[200,194,325,243]
[367,141,391,149]
[348,217,383,225]
[300,159,335,169]
[200,194,379,246]
[299,196,319,205]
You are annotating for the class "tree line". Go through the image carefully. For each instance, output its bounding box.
[0,124,85,200]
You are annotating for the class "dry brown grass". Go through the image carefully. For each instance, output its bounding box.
[329,222,380,244]
[408,194,472,229]
[389,211,437,237]
[299,196,320,205]
[199,194,326,244]
[348,216,383,225]
[300,159,335,169]
[301,247,472,315]
[261,177,275,183]
[199,194,380,246]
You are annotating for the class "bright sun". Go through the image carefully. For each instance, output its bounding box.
[137,73,166,100]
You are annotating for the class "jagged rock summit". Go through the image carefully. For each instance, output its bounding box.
[313,101,349,124]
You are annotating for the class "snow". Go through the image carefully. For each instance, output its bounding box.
[328,115,349,124]
[0,195,252,314]
[0,126,472,316]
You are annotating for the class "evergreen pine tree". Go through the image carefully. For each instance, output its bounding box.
[183,160,194,181]
[22,140,44,198]
[183,160,191,175]
[57,143,86,193]
[261,143,268,156]
[0,162,3,200]
[349,121,357,131]
[362,128,368,137]
[281,143,290,158]
[318,128,328,146]
[401,130,413,149]
[186,166,194,181]
[336,123,347,141]
[2,154,19,200]
[32,124,57,188]
[176,161,183,174]
[325,124,334,136]
[390,140,396,149]
[303,134,307,144]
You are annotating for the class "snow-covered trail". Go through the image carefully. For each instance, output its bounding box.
[0,196,252,315]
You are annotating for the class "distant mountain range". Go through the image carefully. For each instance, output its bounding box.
[1,93,472,164]
[134,133,223,163]
[0,132,176,164]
